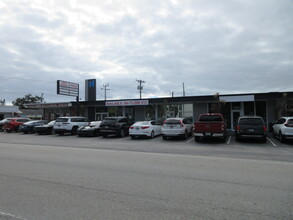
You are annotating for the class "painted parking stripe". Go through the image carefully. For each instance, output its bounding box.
[0,211,27,220]
[267,137,277,147]
[226,136,231,145]
[186,137,194,143]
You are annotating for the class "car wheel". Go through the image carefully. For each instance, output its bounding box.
[195,136,200,142]
[150,131,154,139]
[102,134,108,138]
[162,135,167,140]
[6,130,11,133]
[279,132,286,143]
[182,131,187,139]
[131,135,135,139]
[71,127,78,135]
[120,129,125,137]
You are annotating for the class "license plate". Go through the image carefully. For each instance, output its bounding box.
[136,127,139,130]
[206,133,211,136]
[105,126,109,128]
[249,129,254,132]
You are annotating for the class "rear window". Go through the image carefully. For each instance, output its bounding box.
[56,118,69,122]
[288,119,293,125]
[239,118,264,125]
[71,118,86,122]
[16,119,30,122]
[102,118,118,124]
[165,119,181,124]
[199,115,223,121]
[134,121,149,126]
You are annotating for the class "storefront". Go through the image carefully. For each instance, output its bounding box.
[26,92,293,130]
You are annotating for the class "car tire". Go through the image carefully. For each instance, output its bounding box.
[71,126,78,135]
[162,135,167,140]
[119,129,125,137]
[131,135,135,139]
[279,132,286,143]
[183,131,188,140]
[102,134,108,138]
[150,131,154,139]
[195,136,200,142]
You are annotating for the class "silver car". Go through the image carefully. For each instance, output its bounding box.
[162,118,193,140]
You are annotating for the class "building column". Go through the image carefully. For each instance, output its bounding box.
[155,105,158,121]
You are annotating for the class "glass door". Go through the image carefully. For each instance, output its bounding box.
[96,113,108,121]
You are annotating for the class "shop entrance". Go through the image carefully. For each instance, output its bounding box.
[96,113,108,121]
[231,102,244,130]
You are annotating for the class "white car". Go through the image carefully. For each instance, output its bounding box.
[53,116,90,135]
[129,121,162,139]
[162,118,193,140]
[273,117,293,142]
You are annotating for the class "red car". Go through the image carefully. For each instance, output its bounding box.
[3,118,31,132]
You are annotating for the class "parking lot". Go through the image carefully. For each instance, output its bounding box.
[1,131,293,163]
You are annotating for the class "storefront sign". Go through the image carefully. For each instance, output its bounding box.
[106,100,149,106]
[57,80,79,97]
[25,103,72,108]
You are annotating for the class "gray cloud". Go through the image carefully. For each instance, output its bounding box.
[0,0,292,104]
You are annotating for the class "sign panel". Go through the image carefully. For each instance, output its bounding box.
[57,80,79,97]
[85,79,96,101]
[220,95,254,102]
[106,100,149,106]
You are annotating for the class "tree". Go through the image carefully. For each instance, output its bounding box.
[12,94,44,108]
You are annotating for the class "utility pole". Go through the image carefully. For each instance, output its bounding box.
[136,79,145,99]
[101,83,110,101]
[183,82,185,97]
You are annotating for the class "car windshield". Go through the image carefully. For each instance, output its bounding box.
[199,115,222,121]
[165,119,181,124]
[239,118,263,125]
[102,118,117,124]
[56,118,68,122]
[48,121,56,126]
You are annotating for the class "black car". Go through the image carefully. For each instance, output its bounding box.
[19,120,48,134]
[235,116,267,142]
[34,120,56,135]
[99,117,132,137]
[77,121,101,137]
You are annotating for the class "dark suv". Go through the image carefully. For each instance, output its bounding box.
[235,116,267,142]
[99,117,132,137]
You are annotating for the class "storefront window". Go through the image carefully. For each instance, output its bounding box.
[157,104,193,122]
[256,101,267,123]
[244,102,255,116]
[108,107,123,117]
[145,105,155,120]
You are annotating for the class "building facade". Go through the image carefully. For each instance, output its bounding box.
[26,92,293,130]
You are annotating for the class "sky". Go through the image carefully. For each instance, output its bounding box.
[0,0,292,104]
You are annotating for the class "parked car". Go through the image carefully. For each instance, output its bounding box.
[53,116,90,135]
[272,117,293,143]
[77,121,101,137]
[3,118,31,132]
[193,113,227,142]
[99,117,131,137]
[235,116,267,142]
[129,121,162,139]
[19,120,48,134]
[34,120,56,135]
[162,118,193,140]
[0,118,12,131]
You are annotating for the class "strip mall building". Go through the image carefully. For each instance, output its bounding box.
[26,90,293,130]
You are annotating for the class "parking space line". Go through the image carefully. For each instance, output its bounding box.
[227,136,231,145]
[186,137,194,143]
[267,137,277,147]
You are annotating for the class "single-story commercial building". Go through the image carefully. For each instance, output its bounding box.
[26,91,293,130]
[0,106,22,120]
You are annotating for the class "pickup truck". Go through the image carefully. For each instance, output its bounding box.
[193,113,227,142]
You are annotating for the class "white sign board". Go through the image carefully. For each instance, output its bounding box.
[106,100,149,106]
[220,95,255,102]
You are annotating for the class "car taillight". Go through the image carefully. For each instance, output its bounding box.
[130,126,134,129]
[263,125,267,132]
[284,124,293,127]
[141,126,149,129]
[236,125,240,131]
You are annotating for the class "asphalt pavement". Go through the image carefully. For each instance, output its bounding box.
[0,132,292,219]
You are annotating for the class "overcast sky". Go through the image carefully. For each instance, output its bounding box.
[0,0,292,104]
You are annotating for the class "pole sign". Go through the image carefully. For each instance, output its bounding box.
[57,80,79,97]
[106,100,149,106]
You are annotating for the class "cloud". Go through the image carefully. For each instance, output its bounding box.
[0,0,292,104]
